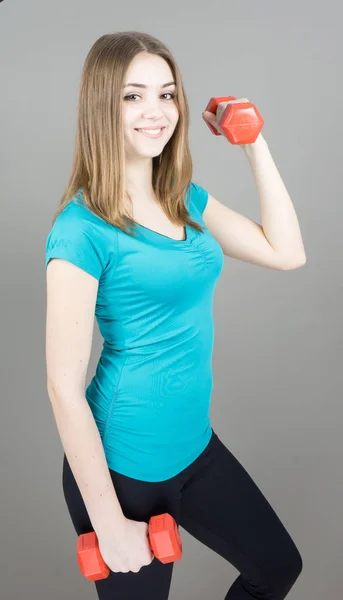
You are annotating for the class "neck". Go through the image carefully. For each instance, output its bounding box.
[125,156,154,195]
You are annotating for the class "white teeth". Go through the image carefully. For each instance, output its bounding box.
[138,128,163,133]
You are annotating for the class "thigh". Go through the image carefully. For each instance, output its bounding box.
[62,454,180,600]
[179,432,302,586]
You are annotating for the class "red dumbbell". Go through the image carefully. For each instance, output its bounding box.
[76,512,182,582]
[204,96,264,144]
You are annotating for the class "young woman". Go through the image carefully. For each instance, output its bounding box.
[45,31,306,600]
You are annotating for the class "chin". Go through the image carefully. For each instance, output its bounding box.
[132,148,165,160]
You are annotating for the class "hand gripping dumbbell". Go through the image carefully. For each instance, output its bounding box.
[76,512,182,581]
[204,96,264,144]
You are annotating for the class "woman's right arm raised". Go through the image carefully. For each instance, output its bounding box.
[45,257,127,538]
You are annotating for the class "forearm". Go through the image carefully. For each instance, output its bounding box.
[243,134,306,261]
[48,387,126,536]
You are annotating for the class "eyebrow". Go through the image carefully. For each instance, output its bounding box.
[124,81,176,88]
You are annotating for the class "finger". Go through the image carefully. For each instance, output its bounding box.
[202,110,215,120]
[202,111,219,128]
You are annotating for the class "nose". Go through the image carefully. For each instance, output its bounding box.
[142,98,164,120]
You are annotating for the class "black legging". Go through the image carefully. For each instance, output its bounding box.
[62,429,303,599]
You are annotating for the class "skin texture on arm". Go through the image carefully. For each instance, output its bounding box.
[46,257,126,537]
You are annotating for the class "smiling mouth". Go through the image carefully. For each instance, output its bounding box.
[134,127,166,138]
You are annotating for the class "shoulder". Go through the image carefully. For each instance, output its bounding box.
[186,181,209,215]
[45,195,115,280]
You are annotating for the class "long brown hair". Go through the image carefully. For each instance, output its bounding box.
[52,31,204,236]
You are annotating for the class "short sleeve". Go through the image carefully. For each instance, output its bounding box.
[190,182,209,215]
[45,206,107,280]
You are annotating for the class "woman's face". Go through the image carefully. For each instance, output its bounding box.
[122,53,180,160]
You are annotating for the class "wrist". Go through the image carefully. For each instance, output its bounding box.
[95,512,128,539]
[242,132,269,159]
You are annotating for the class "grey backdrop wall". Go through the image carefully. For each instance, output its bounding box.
[1,1,342,599]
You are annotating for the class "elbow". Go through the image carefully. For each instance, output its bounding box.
[47,379,56,399]
[282,253,307,270]
[47,379,85,405]
[47,380,62,404]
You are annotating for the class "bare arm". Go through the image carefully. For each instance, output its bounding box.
[46,257,126,537]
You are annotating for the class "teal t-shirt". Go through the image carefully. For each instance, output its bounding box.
[45,182,224,481]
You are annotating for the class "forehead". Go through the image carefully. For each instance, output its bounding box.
[125,53,174,84]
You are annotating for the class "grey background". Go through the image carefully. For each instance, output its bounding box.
[1,0,342,599]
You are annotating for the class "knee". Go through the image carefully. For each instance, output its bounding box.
[271,544,303,596]
[285,546,303,583]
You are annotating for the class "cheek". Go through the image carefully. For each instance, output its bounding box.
[122,105,140,125]
[171,105,179,119]
[166,106,179,128]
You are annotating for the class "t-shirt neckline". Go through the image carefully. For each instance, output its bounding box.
[74,189,193,246]
[133,222,189,244]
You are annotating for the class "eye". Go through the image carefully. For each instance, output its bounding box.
[124,93,176,101]
[124,94,140,101]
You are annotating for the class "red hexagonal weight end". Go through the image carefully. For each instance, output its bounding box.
[77,532,110,582]
[219,102,264,144]
[149,513,182,564]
